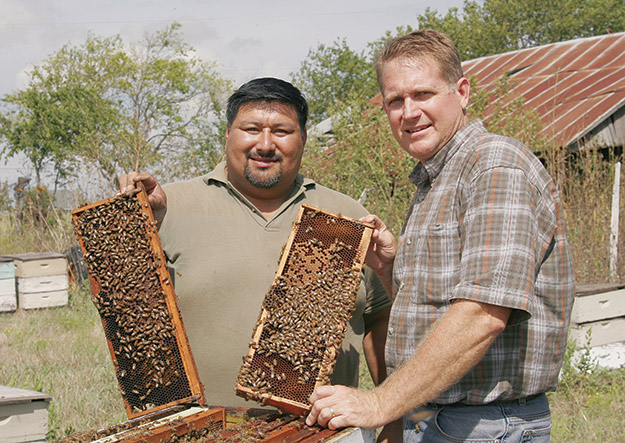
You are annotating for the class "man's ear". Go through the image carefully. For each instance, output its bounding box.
[456,77,471,110]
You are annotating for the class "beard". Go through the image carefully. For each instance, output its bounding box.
[244,153,283,189]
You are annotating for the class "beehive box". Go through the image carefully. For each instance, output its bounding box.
[570,284,625,347]
[67,407,372,443]
[235,205,373,415]
[0,385,51,443]
[61,406,225,443]
[5,252,68,310]
[0,257,16,312]
[200,408,374,442]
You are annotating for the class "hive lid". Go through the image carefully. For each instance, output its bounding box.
[0,385,52,406]
[2,252,65,261]
[71,185,205,419]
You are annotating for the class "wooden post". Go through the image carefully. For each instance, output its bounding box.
[609,162,621,282]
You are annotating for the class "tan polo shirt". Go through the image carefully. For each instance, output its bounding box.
[159,162,390,408]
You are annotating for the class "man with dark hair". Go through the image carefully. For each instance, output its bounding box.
[119,77,391,408]
[306,29,575,442]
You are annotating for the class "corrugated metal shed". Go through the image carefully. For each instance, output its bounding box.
[462,31,625,150]
[370,32,625,151]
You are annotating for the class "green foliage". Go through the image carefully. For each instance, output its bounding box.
[303,95,414,236]
[417,0,625,60]
[561,330,599,388]
[550,331,625,442]
[291,38,379,125]
[467,75,549,154]
[19,186,54,226]
[0,22,232,189]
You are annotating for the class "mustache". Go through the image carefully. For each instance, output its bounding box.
[246,151,283,161]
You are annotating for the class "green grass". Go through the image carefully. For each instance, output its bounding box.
[550,367,625,441]
[0,284,125,440]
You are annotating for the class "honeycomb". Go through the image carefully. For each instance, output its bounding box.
[72,187,204,418]
[60,407,225,443]
[235,205,373,415]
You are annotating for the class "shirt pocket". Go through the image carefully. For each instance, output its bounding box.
[398,221,462,307]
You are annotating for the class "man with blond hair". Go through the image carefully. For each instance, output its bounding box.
[307,29,574,443]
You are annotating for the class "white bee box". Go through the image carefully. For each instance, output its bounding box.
[1,253,68,310]
[16,274,69,310]
[0,385,51,443]
[572,288,625,324]
[571,285,625,348]
[17,274,68,294]
[5,253,67,278]
[0,282,17,313]
[0,258,16,313]
[18,289,68,310]
[570,317,625,348]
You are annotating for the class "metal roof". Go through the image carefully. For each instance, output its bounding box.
[462,31,625,149]
[370,32,625,149]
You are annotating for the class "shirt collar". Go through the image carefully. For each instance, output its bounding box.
[202,161,316,206]
[409,119,486,185]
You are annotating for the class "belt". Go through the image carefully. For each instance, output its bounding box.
[436,392,545,408]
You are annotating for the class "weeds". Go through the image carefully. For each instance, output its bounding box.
[550,333,625,442]
[0,284,125,439]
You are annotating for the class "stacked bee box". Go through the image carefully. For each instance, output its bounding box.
[0,385,51,443]
[6,252,68,310]
[0,257,16,312]
[570,284,625,347]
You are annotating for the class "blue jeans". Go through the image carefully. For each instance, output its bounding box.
[403,393,551,442]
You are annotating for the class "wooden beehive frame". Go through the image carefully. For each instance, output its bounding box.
[86,407,225,443]
[71,185,205,419]
[235,204,373,415]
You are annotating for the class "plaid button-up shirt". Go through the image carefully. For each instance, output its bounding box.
[386,120,575,404]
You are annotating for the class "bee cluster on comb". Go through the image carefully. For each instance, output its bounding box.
[71,187,204,418]
[236,205,373,415]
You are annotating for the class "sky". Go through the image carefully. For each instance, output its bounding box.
[0,0,464,188]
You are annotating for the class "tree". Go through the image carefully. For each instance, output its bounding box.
[291,38,379,125]
[302,95,415,236]
[0,23,232,190]
[0,87,83,188]
[417,0,625,60]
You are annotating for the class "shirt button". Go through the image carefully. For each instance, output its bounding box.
[388,327,395,336]
[406,239,412,245]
